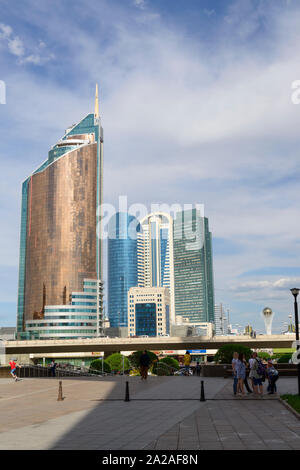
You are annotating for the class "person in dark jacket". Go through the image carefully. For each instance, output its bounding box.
[139,350,151,380]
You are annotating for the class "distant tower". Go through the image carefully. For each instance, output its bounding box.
[262,307,274,335]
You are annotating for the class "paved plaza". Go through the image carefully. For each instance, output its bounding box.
[0,376,299,450]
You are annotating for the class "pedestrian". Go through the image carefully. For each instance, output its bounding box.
[195,361,202,377]
[236,353,246,396]
[183,351,191,376]
[249,352,264,396]
[139,350,150,380]
[232,351,239,395]
[266,360,279,394]
[9,358,21,382]
[243,354,252,394]
[50,360,57,377]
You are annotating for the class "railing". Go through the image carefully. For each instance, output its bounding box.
[17,364,114,379]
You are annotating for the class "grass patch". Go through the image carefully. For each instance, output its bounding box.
[273,348,296,353]
[281,394,300,414]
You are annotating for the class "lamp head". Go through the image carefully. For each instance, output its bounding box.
[290,288,300,298]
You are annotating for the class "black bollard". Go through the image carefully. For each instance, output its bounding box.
[200,380,206,402]
[124,381,130,402]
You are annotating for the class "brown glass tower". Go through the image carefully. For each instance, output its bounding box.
[17,90,103,334]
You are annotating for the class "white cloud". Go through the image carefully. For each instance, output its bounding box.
[8,36,24,57]
[0,23,12,39]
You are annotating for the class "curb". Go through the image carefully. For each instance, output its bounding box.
[279,397,300,421]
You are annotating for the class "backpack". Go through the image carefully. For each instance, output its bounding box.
[256,359,266,377]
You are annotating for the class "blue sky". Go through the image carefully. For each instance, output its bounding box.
[0,0,300,333]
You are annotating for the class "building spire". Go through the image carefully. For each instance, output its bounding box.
[94,83,99,119]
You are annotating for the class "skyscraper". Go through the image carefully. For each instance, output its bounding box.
[137,212,175,323]
[173,209,215,323]
[17,87,103,338]
[107,212,138,328]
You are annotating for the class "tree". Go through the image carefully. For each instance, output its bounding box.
[89,359,111,374]
[257,352,271,361]
[106,353,130,373]
[214,344,252,364]
[151,357,179,375]
[128,350,158,369]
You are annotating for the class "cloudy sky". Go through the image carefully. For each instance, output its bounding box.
[0,0,300,333]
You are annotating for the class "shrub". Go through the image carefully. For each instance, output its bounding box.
[257,352,271,360]
[159,357,179,370]
[106,353,130,372]
[89,359,111,374]
[214,344,252,364]
[128,350,158,368]
[151,357,179,375]
[277,353,293,363]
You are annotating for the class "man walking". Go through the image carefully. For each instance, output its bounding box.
[139,350,150,380]
[183,351,191,376]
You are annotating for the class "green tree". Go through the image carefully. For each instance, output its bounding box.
[128,350,158,369]
[151,357,179,375]
[89,359,111,374]
[257,352,271,360]
[214,344,252,364]
[106,353,130,373]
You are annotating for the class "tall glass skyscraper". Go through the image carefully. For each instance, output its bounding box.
[173,209,215,323]
[137,212,175,323]
[17,87,104,337]
[107,212,138,327]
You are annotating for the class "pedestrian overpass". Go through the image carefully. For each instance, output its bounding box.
[3,334,296,355]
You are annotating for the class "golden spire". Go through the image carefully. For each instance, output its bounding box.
[94,83,99,119]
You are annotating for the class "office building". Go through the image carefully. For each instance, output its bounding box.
[214,303,228,335]
[107,212,138,327]
[17,86,103,338]
[25,279,103,339]
[128,287,170,337]
[137,212,175,323]
[173,209,214,323]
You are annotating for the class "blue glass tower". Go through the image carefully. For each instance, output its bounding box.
[107,212,138,327]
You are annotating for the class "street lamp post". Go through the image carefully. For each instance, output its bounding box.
[290,288,300,395]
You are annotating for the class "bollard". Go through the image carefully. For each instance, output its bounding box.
[124,381,130,402]
[200,380,206,402]
[57,380,63,401]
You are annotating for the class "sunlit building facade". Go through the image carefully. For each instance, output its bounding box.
[173,209,215,323]
[137,212,175,323]
[128,287,170,337]
[17,88,104,339]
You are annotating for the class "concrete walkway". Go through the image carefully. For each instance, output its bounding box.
[0,376,299,450]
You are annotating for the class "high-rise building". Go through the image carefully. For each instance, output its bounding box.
[17,86,104,338]
[173,209,214,323]
[137,212,175,323]
[128,286,170,337]
[107,212,138,328]
[25,279,103,339]
[214,303,228,335]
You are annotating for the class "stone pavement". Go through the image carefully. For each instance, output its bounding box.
[0,376,299,450]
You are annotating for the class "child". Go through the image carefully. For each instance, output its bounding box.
[266,360,279,394]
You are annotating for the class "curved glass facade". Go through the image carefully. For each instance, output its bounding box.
[17,108,104,336]
[107,212,138,327]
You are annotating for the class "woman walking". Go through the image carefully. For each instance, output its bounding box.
[236,353,246,396]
